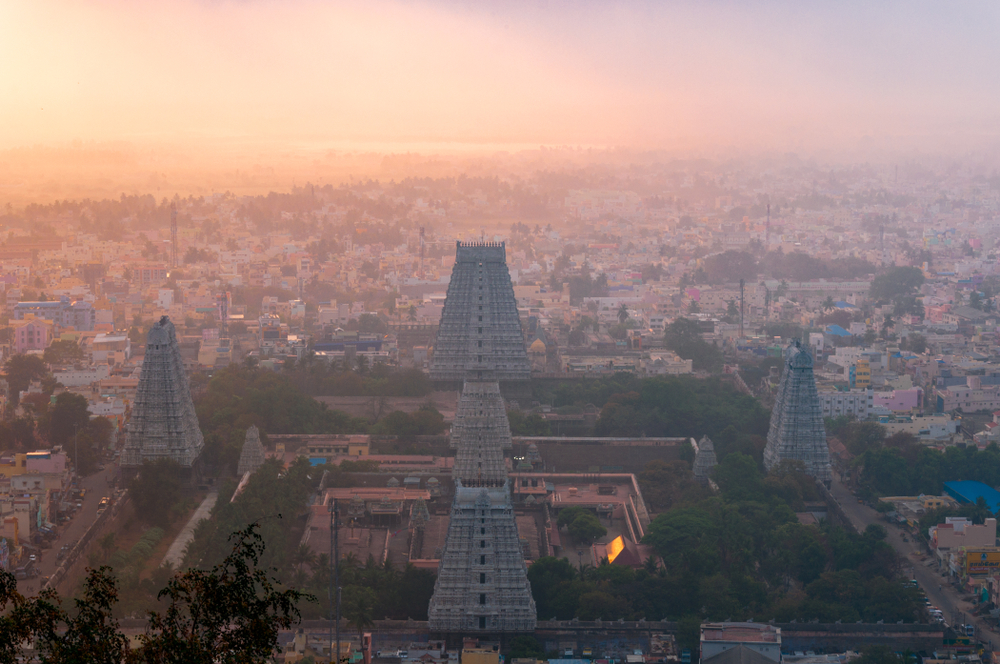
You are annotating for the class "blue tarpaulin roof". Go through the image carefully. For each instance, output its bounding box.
[944,481,1000,513]
[835,301,857,308]
[825,325,852,337]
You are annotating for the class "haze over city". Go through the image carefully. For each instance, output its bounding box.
[4,1,1000,202]
[6,2,1000,663]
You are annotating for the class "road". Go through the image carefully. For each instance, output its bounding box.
[829,473,999,652]
[18,466,116,596]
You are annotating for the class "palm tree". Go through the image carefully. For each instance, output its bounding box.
[881,315,895,339]
[823,296,836,311]
[343,586,377,636]
[970,496,993,525]
[617,303,629,325]
[292,543,317,572]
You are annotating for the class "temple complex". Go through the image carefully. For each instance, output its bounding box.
[762,342,833,484]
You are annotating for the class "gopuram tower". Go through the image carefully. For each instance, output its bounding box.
[762,341,833,484]
[427,377,537,633]
[430,241,530,392]
[121,316,204,478]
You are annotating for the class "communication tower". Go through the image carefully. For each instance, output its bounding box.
[765,204,770,248]
[170,203,178,268]
[418,226,425,277]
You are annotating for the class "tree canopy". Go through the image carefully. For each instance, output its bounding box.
[663,318,723,373]
[0,523,311,663]
[869,266,924,302]
[529,454,922,624]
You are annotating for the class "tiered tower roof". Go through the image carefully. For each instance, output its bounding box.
[431,242,530,382]
[237,425,265,476]
[692,435,718,485]
[121,317,204,468]
[429,378,536,633]
[427,481,537,633]
[762,342,832,483]
[451,380,511,486]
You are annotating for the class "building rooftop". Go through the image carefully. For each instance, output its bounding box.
[701,623,780,644]
[944,481,1000,513]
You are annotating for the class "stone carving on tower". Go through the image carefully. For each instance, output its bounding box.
[428,378,537,633]
[692,435,718,485]
[121,316,204,471]
[237,425,265,477]
[430,242,530,384]
[762,342,833,484]
[451,381,512,485]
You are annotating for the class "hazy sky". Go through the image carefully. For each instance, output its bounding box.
[3,0,1000,153]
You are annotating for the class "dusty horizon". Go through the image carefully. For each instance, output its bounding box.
[4,1,1000,204]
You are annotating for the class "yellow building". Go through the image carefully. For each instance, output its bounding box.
[462,649,501,664]
[855,359,871,388]
[0,454,28,479]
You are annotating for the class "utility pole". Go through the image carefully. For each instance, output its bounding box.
[765,204,770,248]
[329,498,341,664]
[739,278,745,340]
[170,203,178,269]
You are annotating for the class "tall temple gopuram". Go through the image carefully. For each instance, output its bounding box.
[427,377,537,633]
[121,317,204,477]
[762,341,833,484]
[430,241,530,386]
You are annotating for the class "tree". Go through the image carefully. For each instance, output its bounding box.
[4,354,48,406]
[902,333,926,354]
[292,544,317,573]
[29,566,130,664]
[130,459,184,527]
[43,339,84,365]
[617,303,629,325]
[407,305,417,322]
[664,318,723,373]
[99,532,116,558]
[136,523,312,663]
[341,586,376,637]
[881,315,894,339]
[507,411,552,436]
[687,299,700,314]
[565,511,607,544]
[823,296,836,311]
[725,300,740,320]
[869,266,924,302]
[506,636,545,660]
[42,393,106,473]
[356,313,387,334]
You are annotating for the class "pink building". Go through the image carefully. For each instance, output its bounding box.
[933,517,996,550]
[12,316,52,355]
[873,388,923,413]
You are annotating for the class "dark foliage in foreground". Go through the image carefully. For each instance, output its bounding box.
[0,524,312,663]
